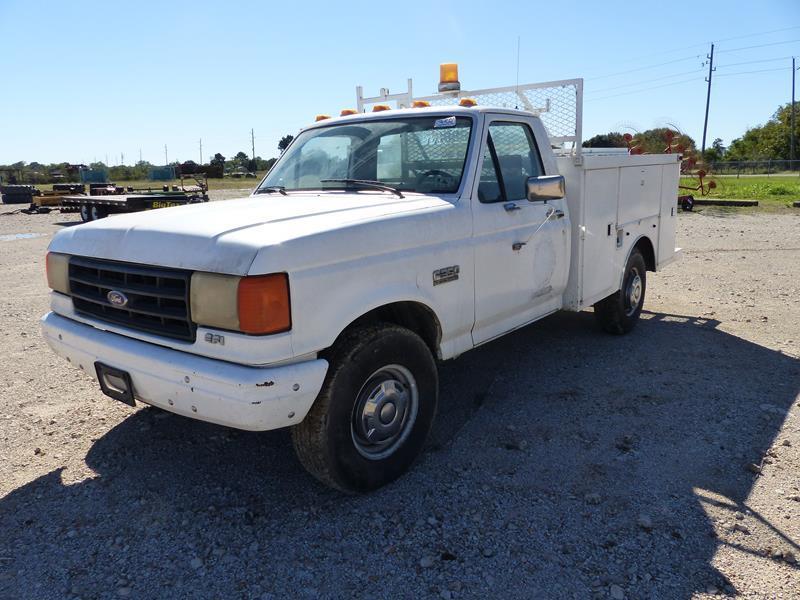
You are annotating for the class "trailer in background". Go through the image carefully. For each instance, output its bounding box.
[62,186,209,222]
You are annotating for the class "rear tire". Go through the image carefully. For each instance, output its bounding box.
[594,248,647,335]
[292,323,438,493]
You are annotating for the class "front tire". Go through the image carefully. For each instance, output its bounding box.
[292,323,438,493]
[594,248,647,335]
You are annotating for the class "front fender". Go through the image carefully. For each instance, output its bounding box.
[289,254,474,361]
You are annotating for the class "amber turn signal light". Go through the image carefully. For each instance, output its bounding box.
[237,273,291,335]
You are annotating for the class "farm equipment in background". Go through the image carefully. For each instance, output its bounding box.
[622,129,717,211]
[677,168,716,211]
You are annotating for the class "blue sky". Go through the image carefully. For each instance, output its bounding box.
[1,0,798,165]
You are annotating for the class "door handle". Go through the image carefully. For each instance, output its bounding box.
[503,202,521,212]
[554,210,565,219]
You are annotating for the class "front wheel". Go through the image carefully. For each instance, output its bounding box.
[594,248,647,335]
[292,323,438,493]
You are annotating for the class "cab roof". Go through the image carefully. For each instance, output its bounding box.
[303,104,538,130]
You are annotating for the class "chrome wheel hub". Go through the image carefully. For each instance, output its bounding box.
[625,269,643,316]
[351,365,418,460]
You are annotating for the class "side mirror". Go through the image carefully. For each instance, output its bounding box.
[527,175,565,202]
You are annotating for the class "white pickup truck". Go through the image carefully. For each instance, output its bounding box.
[42,69,680,492]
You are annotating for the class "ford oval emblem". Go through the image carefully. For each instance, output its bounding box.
[107,290,129,307]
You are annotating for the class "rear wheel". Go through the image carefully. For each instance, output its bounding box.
[292,323,438,493]
[594,248,647,335]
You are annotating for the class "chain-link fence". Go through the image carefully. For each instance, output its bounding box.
[710,160,800,176]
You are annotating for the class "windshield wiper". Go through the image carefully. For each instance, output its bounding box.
[255,186,287,195]
[320,179,404,198]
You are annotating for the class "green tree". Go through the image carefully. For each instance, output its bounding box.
[278,134,294,154]
[582,128,696,155]
[702,138,725,163]
[582,132,626,148]
[724,103,799,161]
[233,151,250,168]
[206,153,225,178]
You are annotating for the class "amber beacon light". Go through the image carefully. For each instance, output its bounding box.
[438,63,461,92]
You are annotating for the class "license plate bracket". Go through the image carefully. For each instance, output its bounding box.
[94,362,136,407]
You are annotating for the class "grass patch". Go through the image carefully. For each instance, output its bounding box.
[679,175,800,211]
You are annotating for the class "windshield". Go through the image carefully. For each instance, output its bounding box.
[259,116,473,194]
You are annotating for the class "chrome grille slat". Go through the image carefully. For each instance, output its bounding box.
[68,257,195,342]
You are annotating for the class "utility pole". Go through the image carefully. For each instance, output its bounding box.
[120,152,124,166]
[701,43,715,155]
[199,138,203,164]
[139,148,142,163]
[251,128,256,162]
[164,144,168,166]
[791,56,796,167]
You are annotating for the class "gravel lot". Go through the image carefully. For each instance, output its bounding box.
[1,199,798,599]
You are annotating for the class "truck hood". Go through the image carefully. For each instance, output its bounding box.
[49,192,453,275]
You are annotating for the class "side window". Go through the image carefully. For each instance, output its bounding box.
[486,122,543,201]
[477,146,503,203]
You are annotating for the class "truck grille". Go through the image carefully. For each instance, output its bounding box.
[68,256,195,342]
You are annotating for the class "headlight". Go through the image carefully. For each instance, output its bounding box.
[190,272,291,335]
[46,252,70,295]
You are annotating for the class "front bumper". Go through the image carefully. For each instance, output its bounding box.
[41,312,328,431]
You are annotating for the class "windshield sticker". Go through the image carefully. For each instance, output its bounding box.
[434,116,457,128]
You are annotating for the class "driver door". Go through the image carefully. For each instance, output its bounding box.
[471,118,568,345]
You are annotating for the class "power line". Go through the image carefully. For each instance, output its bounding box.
[583,26,800,75]
[711,25,800,45]
[717,38,800,54]
[585,53,703,81]
[586,68,705,96]
[584,76,703,103]
[586,62,792,121]
[714,66,789,78]
[716,55,794,68]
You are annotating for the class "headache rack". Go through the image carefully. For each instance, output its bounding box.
[356,76,583,159]
[68,256,195,342]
